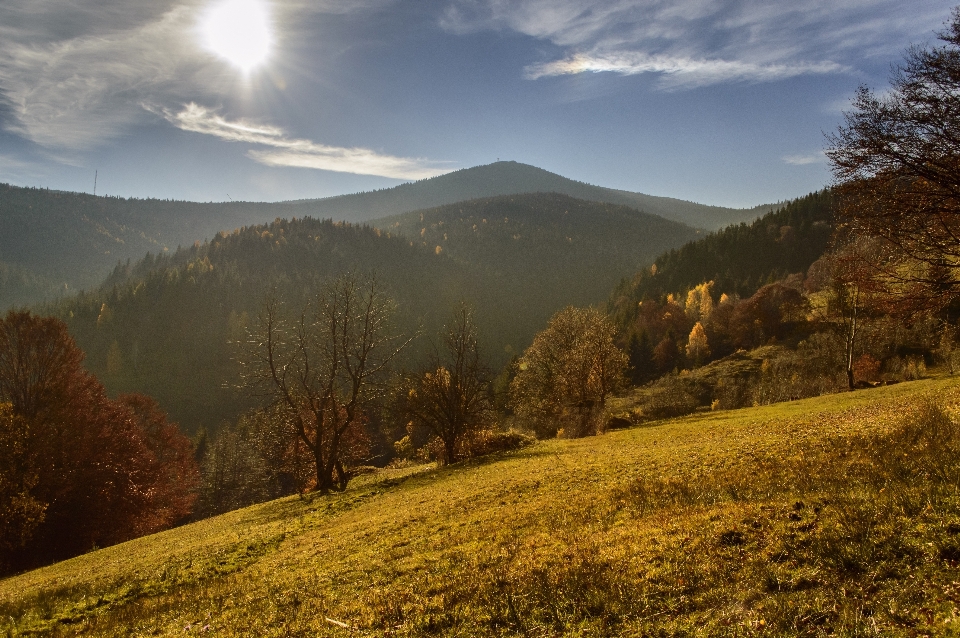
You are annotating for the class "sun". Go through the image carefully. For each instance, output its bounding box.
[200,0,272,73]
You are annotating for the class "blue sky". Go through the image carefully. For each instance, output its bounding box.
[0,0,955,207]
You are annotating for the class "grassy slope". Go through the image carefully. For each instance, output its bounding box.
[4,378,960,636]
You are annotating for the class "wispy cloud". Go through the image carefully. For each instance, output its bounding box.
[525,52,845,89]
[0,2,202,149]
[0,0,398,153]
[161,103,452,179]
[782,152,826,166]
[444,0,949,89]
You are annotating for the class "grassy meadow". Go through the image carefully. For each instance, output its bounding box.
[4,376,960,636]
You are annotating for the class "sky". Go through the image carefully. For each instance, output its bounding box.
[0,0,955,208]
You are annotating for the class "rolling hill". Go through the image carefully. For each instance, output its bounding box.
[0,184,284,308]
[1,163,769,309]
[54,193,697,433]
[3,376,958,635]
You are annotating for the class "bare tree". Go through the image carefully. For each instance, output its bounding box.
[241,273,408,493]
[827,9,960,306]
[396,303,490,464]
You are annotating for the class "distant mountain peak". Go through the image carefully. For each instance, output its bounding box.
[281,161,774,231]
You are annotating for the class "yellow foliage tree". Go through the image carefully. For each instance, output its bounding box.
[685,321,711,368]
[685,281,715,322]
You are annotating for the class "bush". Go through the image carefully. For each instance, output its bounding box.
[639,374,700,421]
[752,332,846,404]
[422,428,535,464]
[882,354,928,382]
[463,429,535,457]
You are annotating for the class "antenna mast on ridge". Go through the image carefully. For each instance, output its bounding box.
[94,170,97,196]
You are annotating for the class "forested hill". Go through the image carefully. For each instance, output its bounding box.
[54,219,470,435]
[55,193,696,434]
[609,190,834,324]
[286,161,775,230]
[1,164,770,309]
[0,184,279,308]
[370,192,700,307]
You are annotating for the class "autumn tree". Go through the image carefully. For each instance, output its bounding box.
[197,405,313,517]
[510,306,626,437]
[396,304,490,464]
[807,238,894,390]
[685,281,715,323]
[116,393,200,528]
[0,403,44,568]
[685,322,711,367]
[241,273,406,494]
[827,8,960,306]
[0,311,199,571]
[730,283,809,349]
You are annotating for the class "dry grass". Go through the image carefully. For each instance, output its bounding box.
[4,376,960,636]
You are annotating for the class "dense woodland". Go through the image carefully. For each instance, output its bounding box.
[609,190,834,314]
[0,184,275,308]
[0,163,762,309]
[47,194,695,435]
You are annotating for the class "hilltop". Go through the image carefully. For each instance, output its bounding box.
[3,376,959,635]
[290,161,775,230]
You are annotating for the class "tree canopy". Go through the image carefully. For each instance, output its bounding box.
[0,311,198,573]
[827,8,960,307]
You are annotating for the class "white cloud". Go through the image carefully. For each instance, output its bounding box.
[0,0,397,151]
[161,103,453,179]
[782,152,826,166]
[444,0,950,89]
[0,2,208,149]
[525,52,846,89]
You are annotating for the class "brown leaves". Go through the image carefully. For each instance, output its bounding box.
[0,311,199,572]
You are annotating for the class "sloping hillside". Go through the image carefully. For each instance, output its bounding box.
[55,195,694,433]
[0,184,281,308]
[609,190,833,326]
[289,161,774,230]
[371,192,700,311]
[3,377,959,635]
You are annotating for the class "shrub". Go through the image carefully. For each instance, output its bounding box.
[463,429,535,458]
[423,428,535,464]
[752,332,846,404]
[640,374,699,420]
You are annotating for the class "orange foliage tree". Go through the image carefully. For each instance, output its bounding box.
[0,311,198,572]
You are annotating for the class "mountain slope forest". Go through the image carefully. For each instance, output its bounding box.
[369,192,700,303]
[0,163,769,309]
[609,190,834,327]
[0,184,282,308]
[52,193,697,434]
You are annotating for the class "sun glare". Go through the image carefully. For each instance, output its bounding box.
[200,0,272,73]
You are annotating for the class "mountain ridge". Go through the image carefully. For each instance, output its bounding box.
[283,161,776,230]
[0,161,771,309]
